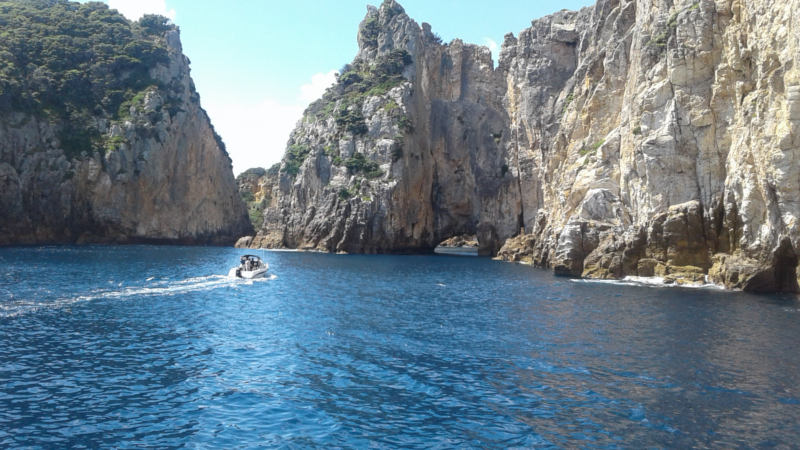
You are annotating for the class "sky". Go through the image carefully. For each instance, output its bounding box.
[88,0,595,175]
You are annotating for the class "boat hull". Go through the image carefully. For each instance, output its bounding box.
[228,267,269,279]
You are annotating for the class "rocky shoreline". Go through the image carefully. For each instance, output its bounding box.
[239,0,800,294]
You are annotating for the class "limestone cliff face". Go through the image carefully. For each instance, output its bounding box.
[497,0,800,293]
[0,30,252,245]
[250,1,518,255]
[248,0,800,292]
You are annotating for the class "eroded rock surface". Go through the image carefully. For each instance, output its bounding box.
[0,26,251,245]
[244,0,800,293]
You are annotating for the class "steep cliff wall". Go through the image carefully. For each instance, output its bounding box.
[246,0,799,292]
[249,1,518,255]
[497,0,800,292]
[0,2,251,245]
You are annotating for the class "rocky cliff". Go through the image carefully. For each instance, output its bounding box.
[0,1,251,245]
[244,0,799,293]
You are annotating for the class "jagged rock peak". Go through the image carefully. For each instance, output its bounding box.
[356,0,425,61]
[242,0,800,293]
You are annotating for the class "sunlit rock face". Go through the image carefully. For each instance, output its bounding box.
[0,25,251,245]
[246,0,800,293]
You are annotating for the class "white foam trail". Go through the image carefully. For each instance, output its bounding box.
[573,276,726,291]
[77,275,232,301]
[0,273,276,318]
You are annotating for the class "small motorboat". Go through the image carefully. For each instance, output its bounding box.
[229,255,269,279]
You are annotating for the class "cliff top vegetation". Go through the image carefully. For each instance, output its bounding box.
[0,0,174,156]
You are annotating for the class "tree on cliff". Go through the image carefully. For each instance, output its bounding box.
[0,0,173,156]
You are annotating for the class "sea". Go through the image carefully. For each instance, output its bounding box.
[1,245,799,448]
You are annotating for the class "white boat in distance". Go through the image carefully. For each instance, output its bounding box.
[229,255,269,279]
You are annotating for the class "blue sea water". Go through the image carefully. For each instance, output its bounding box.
[1,246,799,448]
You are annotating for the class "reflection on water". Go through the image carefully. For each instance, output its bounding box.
[0,246,798,447]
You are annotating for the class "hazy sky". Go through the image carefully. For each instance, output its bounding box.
[84,0,595,174]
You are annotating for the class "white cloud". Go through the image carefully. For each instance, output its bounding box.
[204,71,338,176]
[483,37,499,63]
[206,99,303,176]
[106,0,176,21]
[299,70,338,104]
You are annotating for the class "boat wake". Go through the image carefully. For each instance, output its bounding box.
[573,276,725,291]
[0,273,276,318]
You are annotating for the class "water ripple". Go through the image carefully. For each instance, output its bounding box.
[0,247,799,447]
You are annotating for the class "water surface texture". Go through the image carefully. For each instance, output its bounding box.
[1,246,799,447]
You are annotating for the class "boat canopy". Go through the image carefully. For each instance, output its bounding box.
[240,255,262,263]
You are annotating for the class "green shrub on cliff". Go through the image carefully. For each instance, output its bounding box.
[345,152,383,179]
[397,114,413,132]
[304,49,412,128]
[248,204,264,227]
[282,25,414,175]
[374,49,412,77]
[647,3,699,54]
[104,134,128,153]
[266,163,280,176]
[0,0,173,156]
[579,139,605,157]
[283,143,311,176]
[138,14,172,36]
[240,191,255,203]
[338,187,354,200]
[359,15,380,47]
[335,105,368,135]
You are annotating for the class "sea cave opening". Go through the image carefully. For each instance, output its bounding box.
[433,234,479,256]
